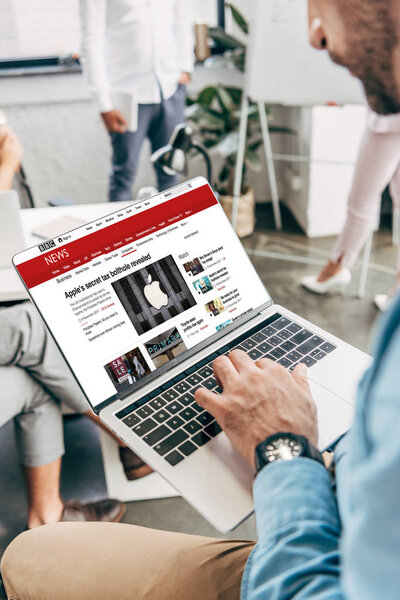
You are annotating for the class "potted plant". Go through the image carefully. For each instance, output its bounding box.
[186,4,292,237]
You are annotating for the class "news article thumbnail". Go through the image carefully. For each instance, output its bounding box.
[205,297,225,317]
[183,257,204,276]
[192,275,213,295]
[112,255,196,336]
[104,347,151,394]
[216,319,232,332]
[144,326,187,368]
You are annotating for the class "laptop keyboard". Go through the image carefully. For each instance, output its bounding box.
[115,314,336,467]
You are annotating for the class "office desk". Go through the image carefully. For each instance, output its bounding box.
[0,202,132,303]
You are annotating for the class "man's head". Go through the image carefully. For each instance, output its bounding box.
[308,0,400,114]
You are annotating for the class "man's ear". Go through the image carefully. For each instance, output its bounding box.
[309,17,328,50]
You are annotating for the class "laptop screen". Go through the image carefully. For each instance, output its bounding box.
[14,178,270,409]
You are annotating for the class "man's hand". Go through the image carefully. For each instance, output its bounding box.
[179,72,191,85]
[101,109,128,133]
[195,350,318,466]
[0,129,23,190]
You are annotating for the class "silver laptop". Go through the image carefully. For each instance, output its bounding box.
[13,176,370,532]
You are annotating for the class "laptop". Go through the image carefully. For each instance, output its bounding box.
[13,176,371,532]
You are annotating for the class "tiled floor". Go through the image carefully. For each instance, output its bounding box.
[0,204,397,592]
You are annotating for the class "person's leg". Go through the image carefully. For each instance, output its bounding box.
[108,105,155,202]
[149,85,187,191]
[0,303,152,478]
[374,162,400,309]
[330,130,400,269]
[0,303,88,413]
[0,364,65,527]
[302,125,400,295]
[24,459,64,528]
[1,522,255,600]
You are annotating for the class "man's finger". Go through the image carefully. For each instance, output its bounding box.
[291,363,310,392]
[256,357,278,371]
[194,387,225,422]
[212,355,238,388]
[228,348,254,372]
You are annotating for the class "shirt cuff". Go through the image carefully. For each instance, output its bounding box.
[253,458,340,544]
[90,89,113,114]
[180,53,195,74]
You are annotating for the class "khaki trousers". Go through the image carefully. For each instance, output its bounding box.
[1,522,255,600]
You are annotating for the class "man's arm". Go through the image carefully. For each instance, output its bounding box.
[174,0,195,84]
[243,460,342,599]
[196,353,344,598]
[79,0,127,132]
[0,124,23,191]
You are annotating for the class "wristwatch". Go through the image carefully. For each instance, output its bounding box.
[255,432,324,474]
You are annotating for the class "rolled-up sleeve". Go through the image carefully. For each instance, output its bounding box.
[241,459,343,599]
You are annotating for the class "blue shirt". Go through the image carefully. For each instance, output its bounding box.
[241,294,400,599]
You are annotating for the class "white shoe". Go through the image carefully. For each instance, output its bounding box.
[374,294,390,311]
[301,268,352,295]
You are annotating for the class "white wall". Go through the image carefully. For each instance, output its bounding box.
[3,66,276,208]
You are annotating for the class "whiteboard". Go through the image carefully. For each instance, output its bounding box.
[0,0,80,59]
[246,0,365,106]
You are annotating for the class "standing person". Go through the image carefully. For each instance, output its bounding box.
[301,111,400,310]
[80,0,194,202]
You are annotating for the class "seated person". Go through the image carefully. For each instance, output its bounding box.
[2,1,400,598]
[0,119,151,530]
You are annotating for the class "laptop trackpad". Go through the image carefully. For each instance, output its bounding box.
[309,379,354,450]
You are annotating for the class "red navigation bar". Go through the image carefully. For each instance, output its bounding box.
[17,185,217,289]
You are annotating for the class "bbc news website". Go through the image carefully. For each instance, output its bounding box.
[15,181,270,407]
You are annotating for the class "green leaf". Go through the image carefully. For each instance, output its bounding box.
[197,113,225,130]
[212,132,239,157]
[215,85,235,114]
[226,3,249,35]
[224,87,243,105]
[219,162,231,183]
[184,103,204,120]
[245,148,262,172]
[197,86,217,106]
[248,139,263,152]
[268,126,296,134]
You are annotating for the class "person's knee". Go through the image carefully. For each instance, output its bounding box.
[1,529,39,597]
[1,525,72,598]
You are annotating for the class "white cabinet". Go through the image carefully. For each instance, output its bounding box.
[282,105,367,237]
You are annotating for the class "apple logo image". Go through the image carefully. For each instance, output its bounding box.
[143,274,168,310]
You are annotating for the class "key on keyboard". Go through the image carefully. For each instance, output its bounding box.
[149,397,166,410]
[192,431,211,447]
[154,430,189,456]
[164,450,185,466]
[143,425,171,446]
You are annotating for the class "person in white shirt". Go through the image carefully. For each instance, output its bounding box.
[80,0,194,202]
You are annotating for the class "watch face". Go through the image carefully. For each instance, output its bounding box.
[265,437,302,462]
